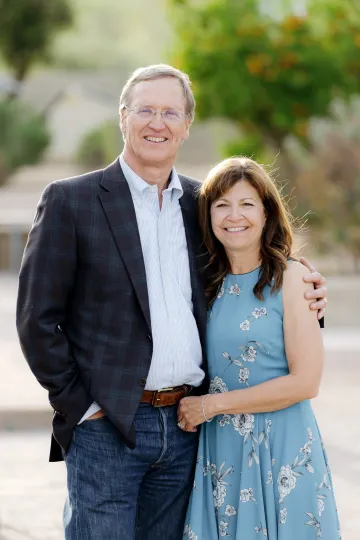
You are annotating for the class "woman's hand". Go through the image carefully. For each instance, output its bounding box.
[177,395,215,432]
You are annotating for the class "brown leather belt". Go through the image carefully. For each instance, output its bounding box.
[140,385,192,407]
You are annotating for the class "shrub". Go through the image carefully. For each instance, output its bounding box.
[77,121,123,169]
[0,99,50,185]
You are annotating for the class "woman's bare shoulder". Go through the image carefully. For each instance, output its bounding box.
[282,260,314,301]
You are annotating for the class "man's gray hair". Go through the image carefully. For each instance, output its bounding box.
[119,64,196,120]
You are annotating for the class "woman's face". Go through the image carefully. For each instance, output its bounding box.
[210,180,266,256]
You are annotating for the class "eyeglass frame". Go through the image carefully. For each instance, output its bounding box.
[120,104,191,124]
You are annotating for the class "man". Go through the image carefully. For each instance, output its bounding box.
[16,64,327,540]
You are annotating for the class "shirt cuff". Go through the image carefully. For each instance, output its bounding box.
[78,401,101,424]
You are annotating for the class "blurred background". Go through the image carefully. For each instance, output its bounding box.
[0,0,359,538]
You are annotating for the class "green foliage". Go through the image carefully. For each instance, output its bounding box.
[168,0,360,260]
[77,121,123,169]
[168,0,360,157]
[0,100,50,185]
[223,133,267,162]
[0,0,73,84]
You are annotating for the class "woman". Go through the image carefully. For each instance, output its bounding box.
[178,157,341,539]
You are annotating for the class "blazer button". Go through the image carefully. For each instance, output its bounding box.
[147,335,152,342]
[139,378,147,387]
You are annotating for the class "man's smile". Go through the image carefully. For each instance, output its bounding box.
[144,136,168,143]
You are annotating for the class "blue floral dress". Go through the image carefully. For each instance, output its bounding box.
[184,268,341,540]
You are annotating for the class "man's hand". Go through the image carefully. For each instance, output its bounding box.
[299,256,327,320]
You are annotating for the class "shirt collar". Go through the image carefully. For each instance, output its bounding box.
[119,154,183,200]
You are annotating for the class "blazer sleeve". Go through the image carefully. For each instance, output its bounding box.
[16,182,92,419]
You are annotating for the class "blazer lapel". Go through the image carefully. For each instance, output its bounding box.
[179,179,208,346]
[179,201,198,294]
[98,159,151,332]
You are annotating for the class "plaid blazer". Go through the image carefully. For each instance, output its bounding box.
[16,159,208,462]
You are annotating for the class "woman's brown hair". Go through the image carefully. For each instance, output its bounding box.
[198,157,294,302]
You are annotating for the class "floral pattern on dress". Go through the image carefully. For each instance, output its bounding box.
[232,414,254,440]
[203,461,234,510]
[225,505,237,516]
[278,465,298,502]
[209,376,228,394]
[217,281,225,299]
[222,415,272,469]
[278,428,315,503]
[252,307,267,319]
[258,419,271,449]
[229,284,241,296]
[305,512,323,538]
[280,508,287,524]
[240,307,268,331]
[274,428,340,536]
[231,414,269,468]
[238,367,250,384]
[239,343,259,362]
[218,414,231,427]
[219,520,229,537]
[183,525,198,540]
[316,472,332,516]
[216,279,241,299]
[217,505,238,537]
[240,320,250,331]
[255,524,268,536]
[240,488,257,503]
[222,341,268,389]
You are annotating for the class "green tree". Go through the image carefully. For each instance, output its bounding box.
[0,0,73,93]
[168,0,360,171]
[77,121,123,170]
[0,99,50,185]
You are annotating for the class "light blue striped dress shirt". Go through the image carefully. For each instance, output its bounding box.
[79,155,204,422]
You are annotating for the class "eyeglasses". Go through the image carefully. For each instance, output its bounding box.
[122,105,189,124]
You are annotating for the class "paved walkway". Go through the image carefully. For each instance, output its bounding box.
[1,273,359,539]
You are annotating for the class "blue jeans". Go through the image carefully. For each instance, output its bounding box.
[63,403,198,540]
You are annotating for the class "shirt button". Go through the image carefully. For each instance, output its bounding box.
[139,378,147,387]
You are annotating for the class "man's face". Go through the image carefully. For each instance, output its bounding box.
[121,77,191,168]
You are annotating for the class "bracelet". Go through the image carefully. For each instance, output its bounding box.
[202,395,213,423]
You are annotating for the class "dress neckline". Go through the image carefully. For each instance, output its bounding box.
[228,265,261,277]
